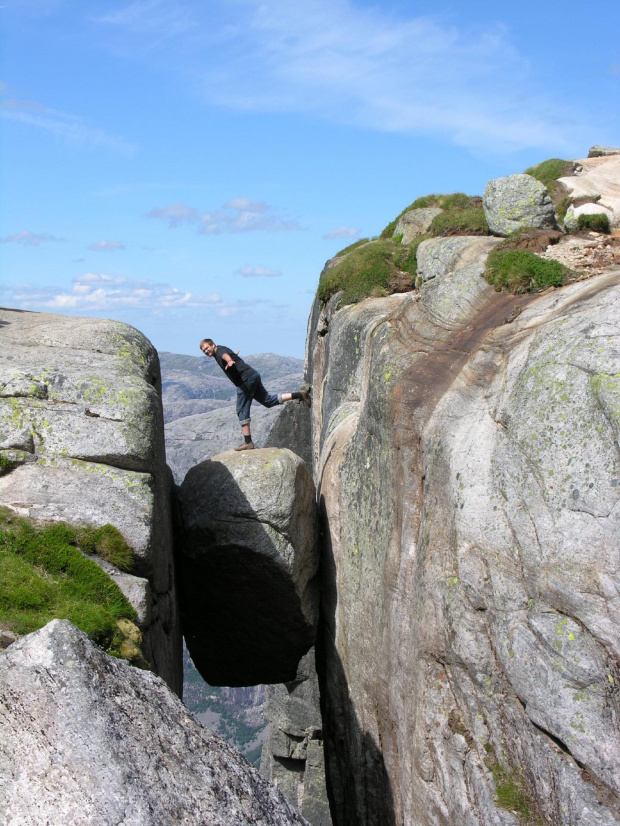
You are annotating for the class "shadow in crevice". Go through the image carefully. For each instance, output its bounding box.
[174,457,319,688]
[316,493,397,826]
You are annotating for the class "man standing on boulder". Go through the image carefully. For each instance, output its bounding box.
[200,339,311,451]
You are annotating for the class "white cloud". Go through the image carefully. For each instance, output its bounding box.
[95,0,590,152]
[199,202,299,235]
[1,98,136,155]
[5,273,222,312]
[237,265,283,277]
[148,198,300,234]
[224,198,269,213]
[87,240,126,251]
[1,230,64,246]
[323,227,359,240]
[97,0,196,39]
[146,202,199,227]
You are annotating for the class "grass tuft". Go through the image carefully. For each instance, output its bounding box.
[0,508,139,660]
[430,206,489,236]
[319,240,400,304]
[485,249,570,293]
[76,523,134,571]
[380,193,488,239]
[577,213,611,233]
[524,158,569,191]
[334,238,371,257]
[318,236,431,306]
[485,747,543,825]
[0,455,14,476]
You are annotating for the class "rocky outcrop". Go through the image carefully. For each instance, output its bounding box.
[0,308,181,692]
[483,173,557,236]
[588,145,620,157]
[176,448,319,686]
[260,648,332,826]
[416,235,501,287]
[0,620,309,826]
[558,153,620,228]
[393,208,442,243]
[286,235,620,825]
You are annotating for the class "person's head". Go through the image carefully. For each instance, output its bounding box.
[200,338,216,357]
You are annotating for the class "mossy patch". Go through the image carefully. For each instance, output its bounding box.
[524,158,571,191]
[485,748,544,825]
[0,454,14,476]
[524,158,579,223]
[380,193,488,239]
[0,507,140,662]
[318,237,430,306]
[430,205,489,236]
[485,248,572,293]
[577,213,611,233]
[75,523,134,571]
[334,238,372,257]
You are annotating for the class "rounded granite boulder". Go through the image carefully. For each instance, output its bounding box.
[483,173,557,236]
[393,207,442,243]
[176,447,319,687]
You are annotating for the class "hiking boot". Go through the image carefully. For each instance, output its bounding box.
[234,441,255,451]
[300,387,312,407]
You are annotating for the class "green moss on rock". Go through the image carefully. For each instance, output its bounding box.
[577,213,611,233]
[430,206,489,236]
[485,248,571,293]
[0,507,140,662]
[380,192,483,239]
[318,236,430,306]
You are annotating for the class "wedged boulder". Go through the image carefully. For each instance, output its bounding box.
[0,620,308,826]
[483,173,556,236]
[393,207,442,243]
[177,448,319,686]
[0,308,181,692]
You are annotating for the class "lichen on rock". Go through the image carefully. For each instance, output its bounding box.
[483,173,557,236]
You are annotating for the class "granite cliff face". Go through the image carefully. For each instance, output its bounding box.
[288,236,620,825]
[0,308,181,692]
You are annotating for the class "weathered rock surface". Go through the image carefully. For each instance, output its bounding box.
[177,448,319,686]
[483,173,557,236]
[558,153,620,228]
[0,308,181,692]
[589,145,620,157]
[260,648,332,826]
[279,235,620,825]
[416,235,501,288]
[393,207,442,243]
[0,620,309,826]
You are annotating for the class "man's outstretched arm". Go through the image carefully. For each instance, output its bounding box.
[222,352,236,370]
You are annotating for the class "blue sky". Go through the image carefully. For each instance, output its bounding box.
[1,0,618,358]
